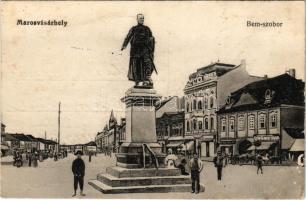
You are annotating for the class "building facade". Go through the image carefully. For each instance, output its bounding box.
[155,96,185,153]
[156,111,185,153]
[217,72,304,158]
[95,111,126,153]
[184,60,264,158]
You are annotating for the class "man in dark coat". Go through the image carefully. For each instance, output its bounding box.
[72,151,85,197]
[188,153,203,194]
[121,14,156,87]
[213,151,224,181]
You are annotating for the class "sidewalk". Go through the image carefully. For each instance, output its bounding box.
[1,156,14,165]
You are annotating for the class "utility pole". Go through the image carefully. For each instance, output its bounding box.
[57,102,61,153]
[45,131,47,140]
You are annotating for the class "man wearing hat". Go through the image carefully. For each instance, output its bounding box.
[188,153,203,194]
[72,150,86,197]
[213,151,224,181]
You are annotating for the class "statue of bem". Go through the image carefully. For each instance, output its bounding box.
[121,14,157,88]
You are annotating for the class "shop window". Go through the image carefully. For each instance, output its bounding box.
[238,116,245,131]
[198,121,203,130]
[198,101,202,110]
[229,118,235,132]
[259,114,266,129]
[270,113,277,128]
[221,119,226,132]
[204,117,209,130]
[249,115,255,130]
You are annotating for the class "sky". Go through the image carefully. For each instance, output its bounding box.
[1,1,304,144]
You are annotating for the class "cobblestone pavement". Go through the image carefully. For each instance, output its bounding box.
[1,154,304,199]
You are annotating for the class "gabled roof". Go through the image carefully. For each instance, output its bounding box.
[284,128,304,139]
[9,133,32,141]
[155,97,173,111]
[189,62,236,80]
[218,73,305,113]
[26,135,38,141]
[84,141,96,146]
[2,133,18,141]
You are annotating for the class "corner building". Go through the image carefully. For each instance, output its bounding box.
[184,60,263,158]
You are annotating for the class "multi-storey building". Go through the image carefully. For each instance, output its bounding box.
[95,111,126,152]
[217,71,304,158]
[184,60,264,158]
[155,96,185,153]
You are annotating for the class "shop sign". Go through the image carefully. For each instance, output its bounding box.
[254,135,279,142]
[220,140,236,145]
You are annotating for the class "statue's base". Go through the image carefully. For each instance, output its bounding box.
[88,87,206,194]
[88,166,205,194]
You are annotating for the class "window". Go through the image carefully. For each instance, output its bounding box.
[229,118,235,132]
[187,121,190,132]
[204,117,209,130]
[193,119,197,130]
[204,98,208,109]
[193,100,197,110]
[198,101,202,110]
[270,113,277,128]
[186,102,190,112]
[210,117,214,130]
[198,121,203,130]
[238,116,245,131]
[210,96,214,108]
[249,115,255,130]
[259,114,266,129]
[221,119,226,132]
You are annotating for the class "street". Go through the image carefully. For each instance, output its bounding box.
[1,154,304,199]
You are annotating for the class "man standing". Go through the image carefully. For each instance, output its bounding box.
[256,153,263,174]
[188,153,203,194]
[72,151,86,197]
[213,151,224,181]
[121,14,157,87]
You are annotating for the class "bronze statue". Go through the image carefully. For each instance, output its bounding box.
[121,14,157,88]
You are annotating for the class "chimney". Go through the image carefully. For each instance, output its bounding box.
[264,75,268,78]
[287,68,296,78]
[240,59,246,68]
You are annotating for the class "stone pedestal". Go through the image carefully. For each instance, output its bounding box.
[89,87,204,194]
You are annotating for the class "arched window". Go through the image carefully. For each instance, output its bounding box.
[221,119,226,132]
[198,101,202,110]
[198,121,203,130]
[259,114,266,129]
[270,112,277,128]
[193,119,197,130]
[187,121,190,132]
[193,99,197,110]
[210,96,214,108]
[210,117,214,130]
[229,118,235,132]
[249,115,255,130]
[204,98,208,109]
[238,116,245,131]
[204,117,209,130]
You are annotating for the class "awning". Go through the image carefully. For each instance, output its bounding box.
[166,142,182,148]
[247,145,255,151]
[289,139,304,152]
[253,142,275,150]
[1,145,9,150]
[180,141,194,151]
